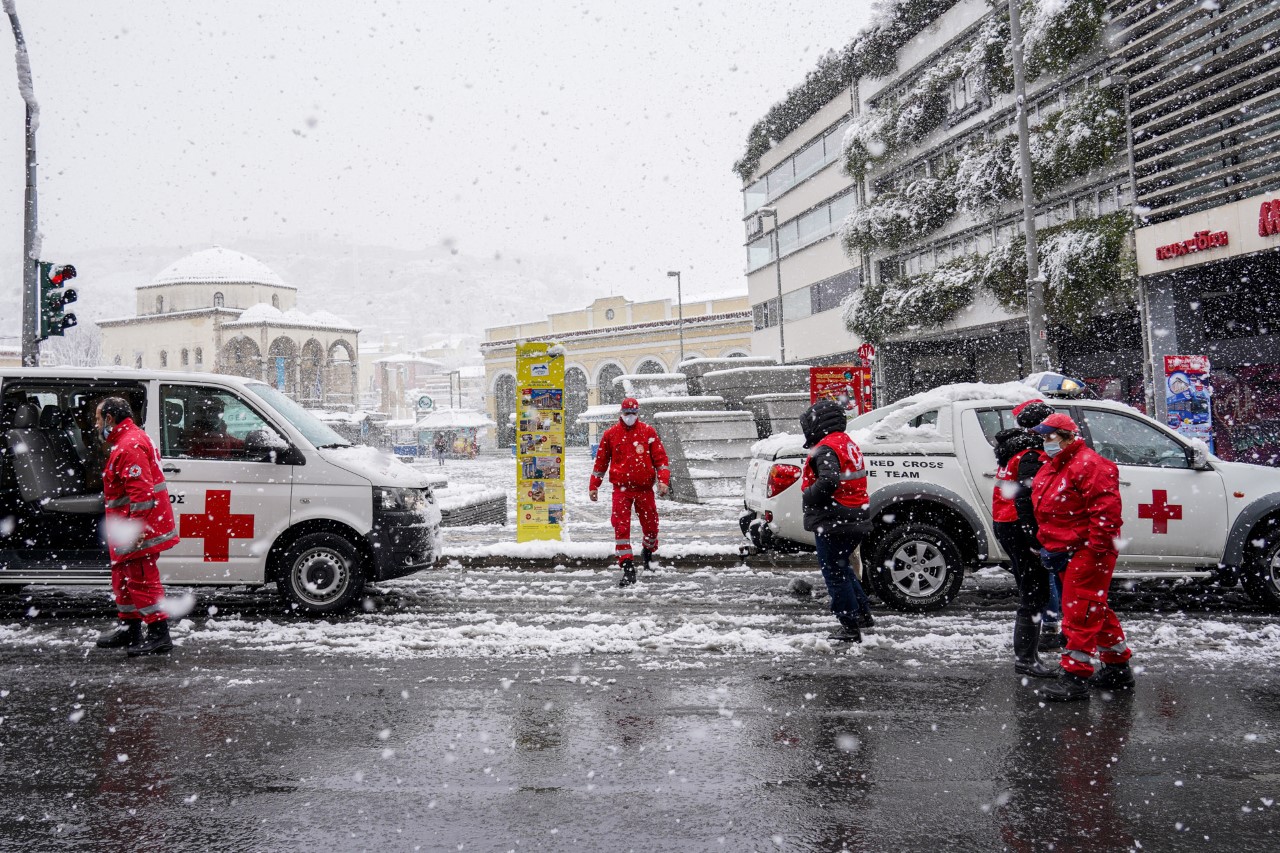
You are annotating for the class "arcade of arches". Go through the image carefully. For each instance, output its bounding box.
[219,334,358,408]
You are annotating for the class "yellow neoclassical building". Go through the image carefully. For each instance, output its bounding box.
[482,294,753,445]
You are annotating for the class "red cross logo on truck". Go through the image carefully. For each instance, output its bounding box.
[1138,489,1183,534]
[179,490,255,562]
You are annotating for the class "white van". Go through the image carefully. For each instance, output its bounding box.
[0,368,441,614]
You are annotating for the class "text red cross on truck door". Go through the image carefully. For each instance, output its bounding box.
[1138,489,1183,535]
[179,489,255,562]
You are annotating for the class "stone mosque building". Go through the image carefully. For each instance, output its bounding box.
[97,247,361,409]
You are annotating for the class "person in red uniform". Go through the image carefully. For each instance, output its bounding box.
[990,399,1056,677]
[589,398,671,587]
[800,399,873,642]
[1029,412,1133,701]
[94,397,180,656]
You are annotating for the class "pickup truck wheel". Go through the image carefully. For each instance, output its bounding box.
[277,532,366,615]
[1242,536,1280,613]
[869,523,965,612]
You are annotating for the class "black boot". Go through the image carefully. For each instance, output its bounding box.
[618,560,637,588]
[641,547,653,572]
[96,620,143,649]
[1089,662,1135,691]
[1038,672,1091,702]
[829,614,862,643]
[857,611,876,631]
[1039,626,1065,652]
[127,620,173,657]
[1013,615,1057,678]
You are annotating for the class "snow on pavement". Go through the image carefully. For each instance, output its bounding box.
[5,564,1279,672]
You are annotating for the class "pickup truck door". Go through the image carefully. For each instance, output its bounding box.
[959,407,1019,522]
[1075,406,1228,563]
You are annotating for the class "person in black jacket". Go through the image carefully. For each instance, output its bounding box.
[800,399,874,643]
[990,400,1056,677]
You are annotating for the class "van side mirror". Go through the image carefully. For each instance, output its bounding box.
[1189,440,1211,471]
[245,428,301,465]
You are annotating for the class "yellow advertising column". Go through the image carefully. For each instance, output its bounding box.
[515,342,566,542]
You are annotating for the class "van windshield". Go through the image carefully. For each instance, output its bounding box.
[246,383,352,448]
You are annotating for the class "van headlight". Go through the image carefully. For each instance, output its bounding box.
[375,487,430,512]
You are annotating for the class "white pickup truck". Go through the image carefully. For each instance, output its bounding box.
[741,383,1280,613]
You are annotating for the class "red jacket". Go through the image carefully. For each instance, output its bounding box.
[801,431,869,534]
[103,418,179,564]
[992,448,1036,523]
[1031,439,1123,555]
[589,418,671,492]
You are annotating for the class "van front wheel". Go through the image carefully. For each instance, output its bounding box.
[278,532,366,615]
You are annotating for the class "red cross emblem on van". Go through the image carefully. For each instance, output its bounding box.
[1138,489,1183,535]
[179,490,255,562]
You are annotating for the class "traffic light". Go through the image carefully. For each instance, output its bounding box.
[38,261,77,341]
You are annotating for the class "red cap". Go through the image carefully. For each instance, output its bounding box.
[1012,399,1044,417]
[1032,412,1079,434]
[620,397,640,412]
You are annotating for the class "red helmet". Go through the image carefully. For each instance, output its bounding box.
[620,397,640,412]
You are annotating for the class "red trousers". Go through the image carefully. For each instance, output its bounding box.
[112,554,167,624]
[611,487,659,566]
[1060,548,1129,676]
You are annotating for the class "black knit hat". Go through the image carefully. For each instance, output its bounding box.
[1014,400,1054,429]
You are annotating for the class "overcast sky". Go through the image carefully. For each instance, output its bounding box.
[2,0,873,302]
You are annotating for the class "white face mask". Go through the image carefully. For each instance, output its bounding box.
[621,413,639,427]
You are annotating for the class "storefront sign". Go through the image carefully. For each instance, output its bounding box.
[1154,230,1229,261]
[1164,355,1213,451]
[1260,199,1280,237]
[810,365,873,414]
[515,342,566,542]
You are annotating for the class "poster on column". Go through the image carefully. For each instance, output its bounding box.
[1164,355,1214,451]
[516,342,566,542]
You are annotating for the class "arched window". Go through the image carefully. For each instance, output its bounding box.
[271,294,280,309]
[195,347,203,365]
[113,354,122,366]
[213,291,225,308]
[181,348,189,366]
[159,350,168,368]
[155,295,164,313]
[135,354,143,369]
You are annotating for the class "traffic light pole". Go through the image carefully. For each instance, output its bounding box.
[6,4,40,367]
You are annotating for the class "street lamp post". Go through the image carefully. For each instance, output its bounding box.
[1007,0,1050,374]
[666,270,684,364]
[6,3,40,367]
[757,207,785,364]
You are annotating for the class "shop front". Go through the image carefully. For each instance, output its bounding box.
[1138,191,1280,466]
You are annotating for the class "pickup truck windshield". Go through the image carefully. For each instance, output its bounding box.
[246,383,352,448]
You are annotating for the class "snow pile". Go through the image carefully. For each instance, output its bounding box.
[616,373,689,399]
[433,483,507,513]
[227,302,358,331]
[751,433,806,459]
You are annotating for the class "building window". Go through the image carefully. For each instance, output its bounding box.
[782,288,812,323]
[181,348,189,367]
[752,298,781,330]
[155,295,164,313]
[272,294,280,309]
[195,347,203,365]
[213,291,224,308]
[605,308,615,320]
[812,270,860,314]
[135,354,143,369]
[160,350,168,368]
[113,355,121,366]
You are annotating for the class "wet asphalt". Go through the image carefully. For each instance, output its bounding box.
[1,571,1278,853]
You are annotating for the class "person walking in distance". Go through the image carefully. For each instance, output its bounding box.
[800,399,874,642]
[1029,413,1132,701]
[990,400,1057,678]
[589,398,671,587]
[94,397,180,656]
